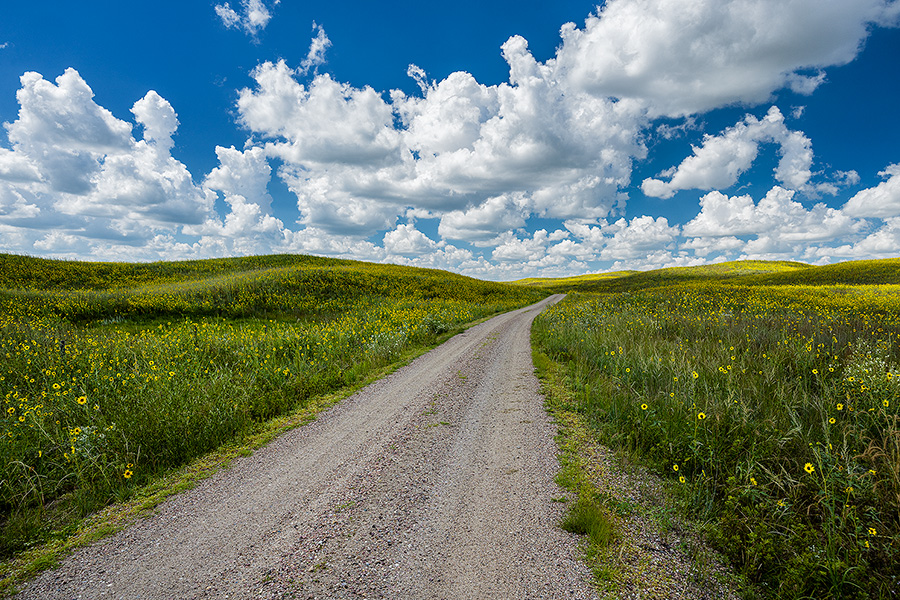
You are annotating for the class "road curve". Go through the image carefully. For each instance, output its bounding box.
[17,294,597,600]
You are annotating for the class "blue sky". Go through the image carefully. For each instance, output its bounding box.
[1,0,899,279]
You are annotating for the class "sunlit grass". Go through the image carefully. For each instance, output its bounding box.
[561,498,615,547]
[517,257,900,295]
[533,268,900,599]
[511,271,636,287]
[0,252,546,559]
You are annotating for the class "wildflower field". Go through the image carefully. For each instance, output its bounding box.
[531,259,900,599]
[0,253,546,559]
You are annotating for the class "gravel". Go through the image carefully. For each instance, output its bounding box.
[16,294,597,600]
[571,433,743,600]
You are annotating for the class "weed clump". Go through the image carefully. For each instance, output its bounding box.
[562,498,615,548]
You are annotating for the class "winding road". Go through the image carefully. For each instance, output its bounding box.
[17,294,597,599]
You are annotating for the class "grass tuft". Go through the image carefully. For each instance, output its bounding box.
[561,498,616,547]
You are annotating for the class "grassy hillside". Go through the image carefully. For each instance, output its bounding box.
[531,257,900,598]
[512,270,637,287]
[0,253,547,562]
[0,253,348,291]
[740,257,900,286]
[0,253,541,323]
[516,258,900,293]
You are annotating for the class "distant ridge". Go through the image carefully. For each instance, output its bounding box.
[0,253,356,290]
[0,253,503,293]
[510,258,900,292]
[0,252,546,323]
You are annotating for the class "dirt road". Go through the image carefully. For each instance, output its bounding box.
[17,294,596,599]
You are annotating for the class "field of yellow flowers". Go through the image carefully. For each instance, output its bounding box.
[532,259,900,599]
[0,253,545,559]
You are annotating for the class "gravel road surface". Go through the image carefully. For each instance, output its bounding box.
[17,294,597,600]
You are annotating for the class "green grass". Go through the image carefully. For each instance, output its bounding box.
[0,338,454,596]
[531,257,900,599]
[0,252,547,564]
[533,349,620,586]
[561,498,616,547]
[0,253,348,291]
[511,270,637,287]
[514,258,900,294]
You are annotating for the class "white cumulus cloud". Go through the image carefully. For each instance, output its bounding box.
[681,186,864,264]
[215,0,278,37]
[491,230,551,262]
[642,107,817,198]
[823,218,900,259]
[0,69,214,257]
[239,62,401,167]
[842,164,900,218]
[599,215,679,260]
[236,37,644,242]
[185,145,286,257]
[383,223,440,257]
[438,194,529,244]
[555,0,895,117]
[299,23,331,75]
[131,91,179,153]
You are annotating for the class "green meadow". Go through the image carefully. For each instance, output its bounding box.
[529,258,900,599]
[3,252,899,599]
[0,253,546,560]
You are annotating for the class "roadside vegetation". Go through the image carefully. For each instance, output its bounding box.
[531,258,900,599]
[0,253,546,563]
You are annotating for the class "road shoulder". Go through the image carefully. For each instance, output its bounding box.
[533,348,749,600]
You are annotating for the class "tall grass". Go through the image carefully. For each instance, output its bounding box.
[523,257,900,294]
[533,283,900,599]
[0,253,546,558]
